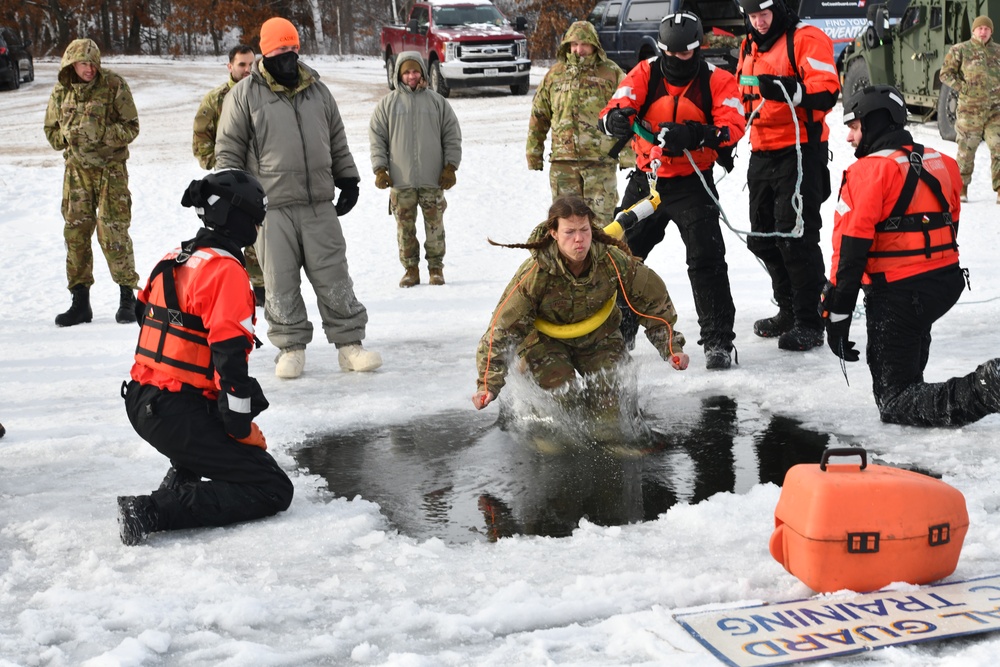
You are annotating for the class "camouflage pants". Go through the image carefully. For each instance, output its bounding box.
[519,330,631,413]
[61,160,138,289]
[244,244,264,288]
[955,107,1000,191]
[548,161,618,228]
[390,187,446,269]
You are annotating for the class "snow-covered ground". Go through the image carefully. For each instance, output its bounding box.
[1,55,999,666]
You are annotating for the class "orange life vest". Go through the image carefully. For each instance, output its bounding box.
[134,246,241,391]
[865,146,960,282]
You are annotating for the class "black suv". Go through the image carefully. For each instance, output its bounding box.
[0,27,34,90]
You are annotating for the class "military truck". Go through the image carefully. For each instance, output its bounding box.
[841,0,1000,141]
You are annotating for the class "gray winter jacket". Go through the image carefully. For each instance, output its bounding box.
[215,59,359,209]
[368,52,462,189]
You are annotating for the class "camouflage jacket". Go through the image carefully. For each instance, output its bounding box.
[43,38,139,168]
[193,76,237,170]
[475,221,685,396]
[940,38,1000,111]
[527,21,627,167]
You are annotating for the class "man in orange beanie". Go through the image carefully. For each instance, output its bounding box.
[216,17,382,379]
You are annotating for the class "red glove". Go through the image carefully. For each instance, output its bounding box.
[236,422,267,450]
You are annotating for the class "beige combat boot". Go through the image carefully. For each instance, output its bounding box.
[399,267,419,288]
[338,343,383,372]
[429,267,445,285]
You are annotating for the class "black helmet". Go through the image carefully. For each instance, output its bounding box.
[843,84,907,126]
[736,0,782,14]
[181,170,267,245]
[657,12,704,53]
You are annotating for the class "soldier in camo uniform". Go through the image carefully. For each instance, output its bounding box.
[473,196,688,414]
[940,15,1000,203]
[369,51,462,288]
[526,21,629,227]
[44,38,139,327]
[192,44,265,302]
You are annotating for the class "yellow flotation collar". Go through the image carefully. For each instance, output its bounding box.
[534,295,617,339]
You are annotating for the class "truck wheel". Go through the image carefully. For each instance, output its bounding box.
[385,53,396,91]
[510,82,529,95]
[937,84,958,142]
[842,57,870,104]
[430,61,451,98]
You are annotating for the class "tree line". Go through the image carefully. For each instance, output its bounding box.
[2,0,595,61]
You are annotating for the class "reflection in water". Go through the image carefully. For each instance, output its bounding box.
[293,396,855,544]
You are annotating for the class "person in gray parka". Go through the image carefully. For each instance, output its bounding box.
[215,17,381,379]
[369,52,462,288]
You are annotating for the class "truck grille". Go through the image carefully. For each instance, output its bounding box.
[459,42,517,62]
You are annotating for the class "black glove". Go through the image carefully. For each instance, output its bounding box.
[605,107,637,138]
[657,122,703,157]
[825,316,859,362]
[757,75,801,104]
[819,281,859,362]
[334,178,360,217]
[701,124,730,150]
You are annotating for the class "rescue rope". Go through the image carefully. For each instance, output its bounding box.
[605,251,679,364]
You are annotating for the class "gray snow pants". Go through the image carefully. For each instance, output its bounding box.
[256,202,368,350]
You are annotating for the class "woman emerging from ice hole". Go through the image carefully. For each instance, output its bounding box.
[472,195,689,426]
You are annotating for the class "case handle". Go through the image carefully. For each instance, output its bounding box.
[820,447,867,471]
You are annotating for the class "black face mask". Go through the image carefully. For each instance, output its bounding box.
[263,51,300,88]
[659,51,700,85]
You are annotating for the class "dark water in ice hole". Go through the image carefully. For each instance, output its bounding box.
[292,394,935,544]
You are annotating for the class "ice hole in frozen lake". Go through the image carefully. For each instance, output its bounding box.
[293,393,874,544]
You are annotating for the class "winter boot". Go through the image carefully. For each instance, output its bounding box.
[55,285,93,327]
[777,324,824,351]
[253,285,266,308]
[429,267,445,285]
[399,267,420,288]
[753,309,794,338]
[704,345,733,370]
[338,343,383,372]
[116,285,138,324]
[158,466,200,492]
[117,495,160,546]
[275,348,306,379]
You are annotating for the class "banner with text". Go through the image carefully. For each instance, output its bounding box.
[674,574,1000,666]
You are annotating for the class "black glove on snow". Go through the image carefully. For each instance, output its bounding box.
[757,75,802,104]
[334,178,360,217]
[605,107,637,138]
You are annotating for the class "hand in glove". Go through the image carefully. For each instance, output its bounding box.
[374,168,392,190]
[236,422,268,450]
[527,154,544,171]
[334,178,360,216]
[757,75,802,105]
[824,315,860,362]
[700,123,730,150]
[439,164,457,190]
[605,107,637,138]
[656,122,704,157]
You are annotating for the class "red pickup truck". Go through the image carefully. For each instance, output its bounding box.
[380,0,531,97]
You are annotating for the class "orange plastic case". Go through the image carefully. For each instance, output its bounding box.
[769,448,968,593]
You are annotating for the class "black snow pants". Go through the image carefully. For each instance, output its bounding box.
[865,266,998,426]
[618,168,736,350]
[124,380,294,531]
[746,142,830,330]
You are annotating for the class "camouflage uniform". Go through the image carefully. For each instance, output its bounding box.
[476,221,685,399]
[390,187,447,268]
[43,38,139,291]
[193,76,264,287]
[369,52,462,272]
[940,36,1000,191]
[526,22,630,226]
